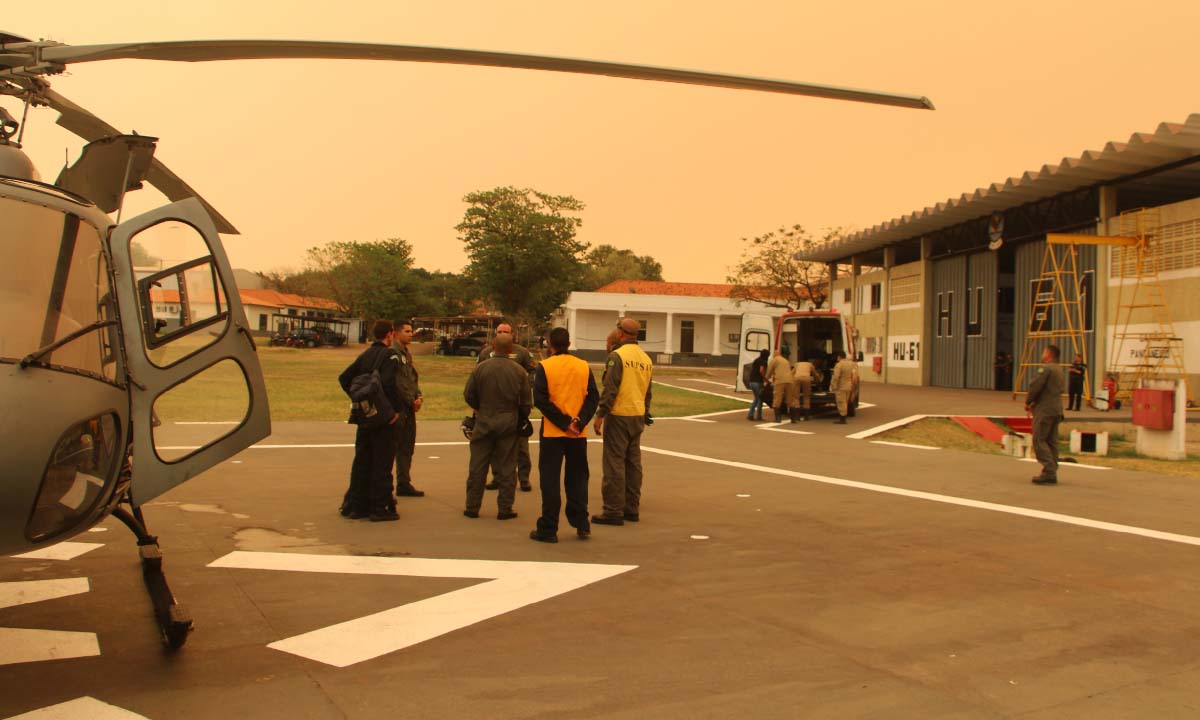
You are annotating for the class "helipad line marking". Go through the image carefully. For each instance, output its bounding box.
[870,440,940,451]
[652,380,750,403]
[692,380,736,389]
[159,439,606,452]
[208,551,637,667]
[1019,458,1111,471]
[758,426,815,435]
[640,445,1200,548]
[0,579,99,667]
[4,697,149,719]
[13,543,104,561]
[846,414,928,440]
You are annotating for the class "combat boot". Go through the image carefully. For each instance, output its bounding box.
[834,416,847,425]
[774,409,783,423]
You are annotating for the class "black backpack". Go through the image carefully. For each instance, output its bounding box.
[347,347,396,428]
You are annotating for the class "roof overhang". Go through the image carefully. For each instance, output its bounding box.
[798,114,1200,264]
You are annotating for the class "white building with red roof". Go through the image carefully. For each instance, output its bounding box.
[556,280,811,364]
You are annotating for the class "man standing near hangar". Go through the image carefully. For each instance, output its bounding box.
[529,327,599,543]
[1026,344,1066,485]
[592,317,653,527]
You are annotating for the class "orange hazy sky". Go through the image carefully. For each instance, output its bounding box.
[12,1,1200,282]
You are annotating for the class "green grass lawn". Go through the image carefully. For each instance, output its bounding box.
[155,345,744,423]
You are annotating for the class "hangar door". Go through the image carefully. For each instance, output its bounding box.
[929,252,998,389]
[1013,236,1097,393]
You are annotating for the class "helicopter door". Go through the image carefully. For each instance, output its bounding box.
[109,198,270,506]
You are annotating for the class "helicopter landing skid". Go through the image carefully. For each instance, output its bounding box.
[111,505,193,650]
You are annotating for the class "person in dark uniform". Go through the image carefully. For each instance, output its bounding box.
[1067,354,1086,411]
[746,349,769,421]
[1026,344,1066,485]
[463,333,532,519]
[390,321,425,498]
[477,322,539,492]
[592,317,653,526]
[337,320,402,522]
[529,327,599,543]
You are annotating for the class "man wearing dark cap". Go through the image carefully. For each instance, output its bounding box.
[1026,344,1066,485]
[529,327,599,543]
[463,332,532,519]
[477,322,539,492]
[592,317,653,526]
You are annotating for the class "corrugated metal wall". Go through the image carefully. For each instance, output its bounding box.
[929,254,966,387]
[1012,234,1097,392]
[965,252,998,389]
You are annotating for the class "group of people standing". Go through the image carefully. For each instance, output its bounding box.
[746,346,858,424]
[338,317,654,544]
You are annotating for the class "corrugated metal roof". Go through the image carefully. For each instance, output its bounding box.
[799,114,1200,263]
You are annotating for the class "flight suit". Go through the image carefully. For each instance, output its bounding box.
[464,356,532,515]
[477,343,538,489]
[1026,363,1066,481]
[830,358,857,420]
[596,341,653,521]
[390,340,422,495]
[764,354,796,418]
[791,360,815,411]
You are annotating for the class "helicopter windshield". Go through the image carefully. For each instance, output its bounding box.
[0,196,118,383]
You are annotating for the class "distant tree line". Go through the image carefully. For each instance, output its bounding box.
[261,185,663,325]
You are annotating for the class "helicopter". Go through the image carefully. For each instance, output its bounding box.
[0,32,933,648]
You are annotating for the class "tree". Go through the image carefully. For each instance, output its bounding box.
[582,244,664,290]
[303,238,422,321]
[727,225,839,310]
[457,186,587,324]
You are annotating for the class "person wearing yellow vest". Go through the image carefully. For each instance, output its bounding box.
[529,327,600,543]
[592,317,653,526]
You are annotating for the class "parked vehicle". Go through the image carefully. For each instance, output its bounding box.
[287,327,347,348]
[736,310,861,415]
[451,330,490,357]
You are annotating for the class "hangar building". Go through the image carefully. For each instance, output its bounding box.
[800,115,1200,395]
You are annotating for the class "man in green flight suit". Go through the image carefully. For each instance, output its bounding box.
[476,322,539,492]
[1025,344,1066,485]
[391,320,425,498]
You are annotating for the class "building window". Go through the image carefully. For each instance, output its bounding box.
[843,288,852,303]
[680,320,695,353]
[258,313,268,331]
[890,275,920,305]
[869,283,882,311]
[967,286,983,336]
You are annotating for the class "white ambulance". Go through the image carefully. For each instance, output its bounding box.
[736,310,861,415]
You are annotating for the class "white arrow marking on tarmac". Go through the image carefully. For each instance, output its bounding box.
[208,551,637,668]
[0,578,100,666]
[4,696,149,719]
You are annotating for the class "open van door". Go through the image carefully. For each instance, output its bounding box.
[109,198,271,506]
[736,313,775,392]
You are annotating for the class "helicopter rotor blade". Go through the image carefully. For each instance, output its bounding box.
[37,86,239,234]
[39,40,934,110]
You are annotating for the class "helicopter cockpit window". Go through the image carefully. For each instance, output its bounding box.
[26,413,121,544]
[0,198,117,383]
[131,221,230,368]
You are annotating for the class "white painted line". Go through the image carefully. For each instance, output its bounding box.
[208,551,637,667]
[160,439,607,452]
[13,543,104,561]
[87,528,108,533]
[690,535,710,540]
[758,426,815,435]
[871,440,941,451]
[1019,458,1111,471]
[0,579,99,667]
[692,380,736,389]
[640,445,1200,548]
[4,697,149,719]
[174,421,239,425]
[0,578,90,610]
[652,380,751,403]
[857,402,877,409]
[846,414,928,440]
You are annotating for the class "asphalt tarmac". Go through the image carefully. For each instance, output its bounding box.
[4,383,1200,719]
